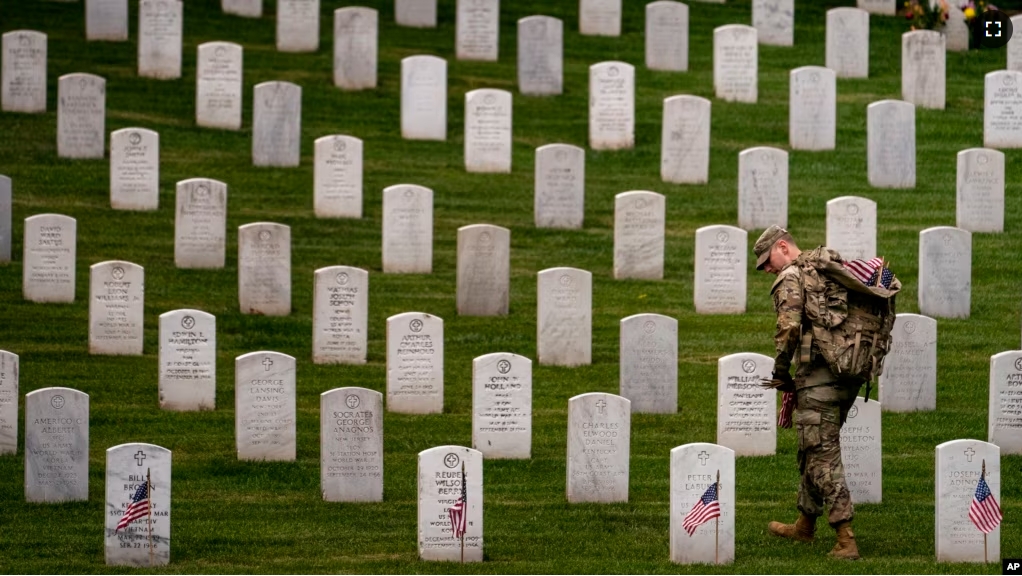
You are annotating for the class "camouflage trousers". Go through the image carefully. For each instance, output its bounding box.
[794,381,862,527]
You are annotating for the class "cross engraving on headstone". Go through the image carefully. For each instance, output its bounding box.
[262,357,273,371]
[596,398,607,415]
[964,447,975,462]
[698,451,710,465]
[134,451,147,466]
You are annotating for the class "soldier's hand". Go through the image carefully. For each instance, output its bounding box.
[759,371,795,392]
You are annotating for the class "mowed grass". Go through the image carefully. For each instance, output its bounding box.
[0,0,1020,573]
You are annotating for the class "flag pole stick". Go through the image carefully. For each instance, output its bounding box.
[715,469,720,565]
[983,460,988,564]
[460,460,466,564]
[147,467,154,567]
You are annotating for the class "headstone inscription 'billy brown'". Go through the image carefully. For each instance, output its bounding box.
[0,351,17,454]
[472,353,532,459]
[138,0,182,80]
[382,184,433,273]
[23,214,76,303]
[175,178,227,269]
[86,0,128,41]
[110,128,159,211]
[235,351,296,461]
[252,81,301,167]
[661,95,710,185]
[2,30,47,113]
[902,30,945,110]
[693,225,747,314]
[418,446,483,561]
[456,0,499,61]
[714,25,757,103]
[401,55,447,141]
[753,0,794,46]
[396,0,437,28]
[868,100,915,188]
[645,1,688,72]
[716,353,775,456]
[567,393,630,502]
[825,8,868,79]
[334,7,377,90]
[277,0,319,53]
[57,73,106,159]
[223,0,261,18]
[517,16,562,96]
[25,387,88,502]
[737,146,788,230]
[534,143,584,229]
[464,89,512,173]
[238,222,291,316]
[839,398,882,503]
[387,312,444,414]
[89,260,144,356]
[988,351,1022,454]
[589,62,634,150]
[196,42,243,130]
[620,313,677,414]
[983,71,1022,149]
[956,148,1004,233]
[579,0,622,36]
[825,196,876,261]
[878,313,937,412]
[457,224,510,316]
[789,66,836,151]
[935,439,1000,562]
[321,387,383,501]
[613,191,665,280]
[669,443,735,565]
[313,266,368,365]
[537,267,592,366]
[314,135,363,218]
[158,309,216,411]
[104,443,170,566]
[918,226,971,319]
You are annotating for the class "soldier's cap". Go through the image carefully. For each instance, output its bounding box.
[754,225,789,270]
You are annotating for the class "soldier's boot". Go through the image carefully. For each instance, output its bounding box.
[828,522,861,560]
[768,513,817,542]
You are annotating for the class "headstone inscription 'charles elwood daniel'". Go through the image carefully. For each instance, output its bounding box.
[252,81,301,167]
[2,30,47,113]
[457,224,510,316]
[104,443,171,567]
[825,196,876,261]
[110,128,159,211]
[0,351,17,455]
[235,351,296,461]
[313,266,368,365]
[714,25,757,103]
[988,351,1022,454]
[717,353,775,456]
[589,61,634,150]
[314,135,363,218]
[918,226,971,319]
[534,143,585,229]
[579,0,622,36]
[387,312,444,414]
[935,439,1000,563]
[868,100,915,188]
[175,178,227,269]
[57,73,106,159]
[645,1,688,72]
[89,261,144,356]
[839,398,882,503]
[25,387,89,502]
[619,314,677,414]
[86,0,129,41]
[456,0,499,61]
[669,443,735,565]
[382,184,433,273]
[334,7,378,90]
[956,148,1004,233]
[396,0,437,28]
[613,191,665,280]
[417,446,483,561]
[401,55,447,141]
[23,214,76,303]
[472,353,532,459]
[138,0,183,80]
[321,387,383,501]
[879,313,937,412]
[537,267,592,366]
[825,8,868,79]
[464,89,512,173]
[661,95,710,185]
[567,393,630,503]
[518,16,562,96]
[277,0,319,53]
[693,225,747,314]
[159,309,216,411]
[196,42,243,130]
[238,222,291,316]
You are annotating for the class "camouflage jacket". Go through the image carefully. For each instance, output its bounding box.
[770,255,807,377]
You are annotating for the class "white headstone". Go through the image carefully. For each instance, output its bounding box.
[57,73,106,159]
[825,196,877,261]
[175,178,227,269]
[86,0,128,41]
[945,6,969,52]
[989,351,1022,454]
[89,261,144,356]
[2,30,47,113]
[645,1,688,72]
[238,222,291,316]
[23,214,76,303]
[464,89,512,173]
[537,267,592,366]
[826,8,868,79]
[252,81,301,167]
[382,184,433,273]
[956,148,1004,233]
[334,7,378,90]
[737,146,788,230]
[138,0,183,79]
[456,0,499,61]
[714,25,758,103]
[856,0,894,15]
[417,446,483,561]
[1009,15,1022,73]
[0,176,8,263]
[457,224,510,316]
[840,398,882,503]
[613,191,665,280]
[935,439,1000,562]
[110,128,159,211]
[879,313,937,412]
[473,353,532,458]
[223,0,261,17]
[535,143,585,229]
[314,135,363,218]
[387,312,444,414]
[661,95,710,185]
[401,56,447,140]
[567,393,630,502]
[902,31,945,110]
[24,387,88,502]
[277,0,320,53]
[235,351,296,461]
[789,66,836,151]
[620,314,677,413]
[983,71,1022,149]
[159,309,216,411]
[196,42,243,130]
[716,352,775,456]
[313,266,368,365]
[753,0,793,46]
[579,0,622,36]
[918,226,971,319]
[589,62,635,150]
[694,225,747,314]
[868,100,915,188]
[518,16,562,96]
[321,387,383,501]
[669,443,735,564]
[104,444,170,566]
[396,0,437,28]
[0,351,16,455]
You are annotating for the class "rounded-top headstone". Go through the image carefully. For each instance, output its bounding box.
[321,387,383,501]
[25,387,89,502]
[89,260,145,356]
[567,392,631,502]
[387,312,444,413]
[669,442,735,564]
[472,352,532,458]
[417,445,483,561]
[717,353,775,456]
[878,313,937,412]
[935,439,1000,562]
[104,443,171,566]
[619,313,678,413]
[235,351,297,461]
[0,350,18,455]
[23,213,77,303]
[918,226,971,319]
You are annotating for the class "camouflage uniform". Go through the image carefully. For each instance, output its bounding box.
[771,255,861,527]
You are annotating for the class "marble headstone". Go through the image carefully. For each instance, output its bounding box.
[0,176,7,263]
[534,143,585,229]
[2,30,47,113]
[23,214,76,303]
[196,42,243,130]
[753,0,794,46]
[579,0,622,36]
[238,222,291,316]
[175,178,227,269]
[902,31,945,110]
[935,439,1000,562]
[737,146,788,230]
[1010,15,1022,73]
[789,66,836,151]
[714,25,758,103]
[321,387,383,501]
[57,73,106,159]
[86,0,128,41]
[401,55,447,140]
[110,128,159,211]
[589,62,635,150]
[382,184,433,273]
[826,8,868,79]
[620,314,677,414]
[387,312,444,414]
[314,135,363,218]
[868,100,915,188]
[670,443,735,564]
[918,226,971,319]
[252,81,301,167]
[277,0,320,52]
[235,351,296,461]
[104,443,170,566]
[983,71,1022,149]
[223,0,261,17]
[138,0,183,79]
[879,313,937,412]
[89,260,144,356]
[518,16,563,96]
[956,148,1004,233]
[457,224,510,316]
[567,393,630,502]
[613,191,665,280]
[472,353,532,459]
[0,351,16,454]
[537,267,592,366]
[313,266,369,365]
[988,351,1022,454]
[159,309,216,411]
[645,1,688,72]
[825,196,877,261]
[661,95,710,185]
[945,6,969,52]
[25,387,88,502]
[694,225,747,314]
[464,89,512,173]
[857,0,895,15]
[396,0,437,28]
[334,7,378,90]
[456,0,499,61]
[840,398,882,503]
[417,446,483,561]
[717,353,775,456]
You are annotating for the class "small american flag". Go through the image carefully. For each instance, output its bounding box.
[843,257,894,289]
[115,479,149,532]
[447,463,468,539]
[969,472,1002,534]
[682,482,721,536]
[778,391,795,429]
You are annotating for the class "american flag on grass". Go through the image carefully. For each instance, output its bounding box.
[682,482,721,536]
[447,463,468,539]
[115,479,149,532]
[843,257,895,289]
[969,471,1002,534]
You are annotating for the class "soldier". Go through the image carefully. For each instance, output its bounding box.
[753,225,861,561]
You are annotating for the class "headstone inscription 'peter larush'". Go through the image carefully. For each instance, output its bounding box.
[25,387,89,502]
[387,312,444,414]
[417,446,483,561]
[159,309,216,411]
[567,393,630,502]
[670,443,735,565]
[89,260,144,356]
[235,351,296,461]
[0,351,17,455]
[313,266,368,365]
[104,443,171,567]
[23,214,76,303]
[175,178,227,269]
[321,387,383,501]
[472,353,532,459]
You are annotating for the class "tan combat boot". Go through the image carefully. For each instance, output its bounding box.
[829,521,861,560]
[768,513,817,542]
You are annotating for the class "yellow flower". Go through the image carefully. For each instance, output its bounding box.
[964,7,976,19]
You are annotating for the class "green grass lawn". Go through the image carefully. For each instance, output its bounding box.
[0,0,1020,572]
